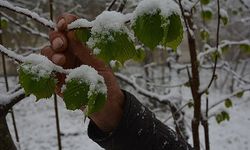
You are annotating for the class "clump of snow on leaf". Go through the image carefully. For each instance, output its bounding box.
[65,65,107,97]
[86,11,133,51]
[21,54,66,77]
[132,0,181,22]
[67,18,93,29]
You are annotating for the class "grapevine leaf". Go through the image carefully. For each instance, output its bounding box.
[162,14,183,51]
[221,16,229,25]
[201,10,213,21]
[221,111,230,121]
[201,0,210,5]
[75,28,91,43]
[0,17,8,29]
[91,31,137,64]
[133,48,146,61]
[235,91,244,98]
[216,113,223,124]
[224,99,233,108]
[200,29,210,41]
[63,79,90,110]
[132,11,164,49]
[87,92,106,115]
[18,63,56,100]
[240,44,250,53]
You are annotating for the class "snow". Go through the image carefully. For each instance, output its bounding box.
[86,11,133,52]
[0,89,24,105]
[0,45,68,74]
[67,18,93,30]
[132,0,180,22]
[0,0,54,29]
[220,9,229,19]
[65,65,107,96]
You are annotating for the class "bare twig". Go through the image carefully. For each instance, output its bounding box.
[106,0,118,11]
[117,0,127,12]
[200,0,221,95]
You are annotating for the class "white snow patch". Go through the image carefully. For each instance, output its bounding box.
[65,65,107,96]
[132,0,180,22]
[67,18,93,30]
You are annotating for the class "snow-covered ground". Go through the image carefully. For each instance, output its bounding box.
[2,75,250,150]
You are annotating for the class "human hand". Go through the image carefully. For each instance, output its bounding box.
[41,13,124,132]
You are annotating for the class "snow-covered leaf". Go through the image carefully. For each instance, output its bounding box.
[18,63,56,100]
[63,65,107,115]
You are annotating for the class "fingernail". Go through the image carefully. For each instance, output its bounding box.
[52,38,63,50]
[57,19,65,29]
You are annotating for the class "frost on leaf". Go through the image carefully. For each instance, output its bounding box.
[63,65,107,115]
[132,0,183,50]
[87,11,136,64]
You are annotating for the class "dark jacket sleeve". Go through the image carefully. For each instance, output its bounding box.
[88,90,193,150]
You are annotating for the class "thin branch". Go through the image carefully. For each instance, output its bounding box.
[117,0,127,12]
[200,0,221,95]
[0,12,49,39]
[106,0,118,11]
[0,0,54,29]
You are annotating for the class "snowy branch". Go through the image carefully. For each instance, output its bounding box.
[0,0,54,29]
[0,12,49,39]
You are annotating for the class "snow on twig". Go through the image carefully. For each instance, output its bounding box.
[0,88,25,105]
[0,0,54,29]
[0,12,49,39]
[197,40,250,62]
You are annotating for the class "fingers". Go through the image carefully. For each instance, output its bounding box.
[41,46,54,59]
[49,31,68,52]
[56,13,78,31]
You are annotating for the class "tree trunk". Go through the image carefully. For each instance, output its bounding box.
[0,109,17,150]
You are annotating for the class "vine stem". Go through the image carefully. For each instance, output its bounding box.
[0,14,20,148]
[200,0,221,95]
[49,0,62,149]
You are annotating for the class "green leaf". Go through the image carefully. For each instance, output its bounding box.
[75,28,91,43]
[201,0,210,5]
[201,9,213,21]
[18,63,56,100]
[91,31,137,64]
[221,111,230,121]
[224,99,233,108]
[63,79,90,110]
[216,111,230,124]
[161,14,183,51]
[221,16,229,25]
[0,17,8,29]
[235,91,244,98]
[216,113,223,124]
[87,92,106,115]
[132,11,164,49]
[109,60,123,71]
[240,44,250,53]
[200,29,210,41]
[133,48,146,61]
